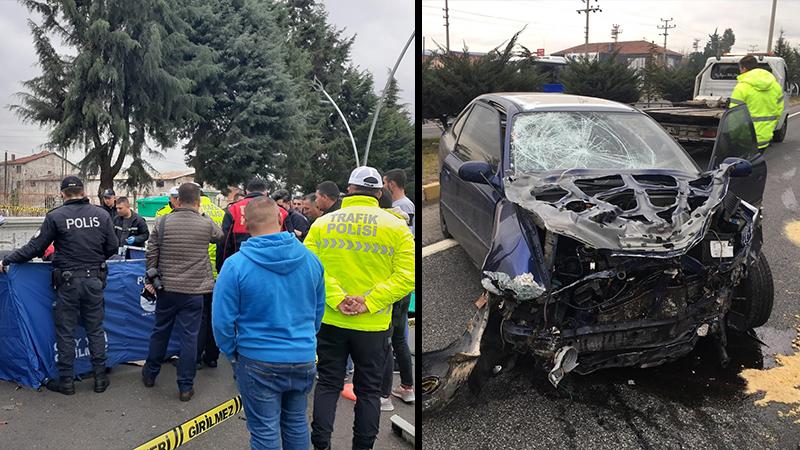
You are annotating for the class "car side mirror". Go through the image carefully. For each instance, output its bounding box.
[722,157,752,177]
[458,161,495,185]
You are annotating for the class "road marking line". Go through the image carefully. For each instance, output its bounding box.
[789,111,800,119]
[422,239,459,258]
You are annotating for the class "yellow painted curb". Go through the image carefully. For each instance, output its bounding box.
[422,182,440,203]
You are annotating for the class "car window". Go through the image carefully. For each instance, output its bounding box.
[710,63,772,80]
[709,105,758,168]
[509,111,700,174]
[450,106,470,139]
[456,104,501,168]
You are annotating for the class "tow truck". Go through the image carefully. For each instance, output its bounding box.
[644,54,790,146]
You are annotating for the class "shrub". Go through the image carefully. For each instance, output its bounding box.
[561,51,640,104]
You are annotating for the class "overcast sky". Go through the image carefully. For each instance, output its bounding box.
[422,0,800,56]
[0,0,414,173]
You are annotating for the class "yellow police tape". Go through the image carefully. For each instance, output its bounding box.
[134,395,243,450]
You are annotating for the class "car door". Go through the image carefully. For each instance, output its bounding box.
[440,102,504,266]
[707,105,766,206]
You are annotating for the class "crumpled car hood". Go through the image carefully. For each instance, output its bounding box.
[504,166,736,256]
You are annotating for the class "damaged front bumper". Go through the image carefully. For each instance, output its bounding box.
[421,306,489,412]
[421,168,762,413]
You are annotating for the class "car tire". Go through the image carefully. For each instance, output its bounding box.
[439,201,453,239]
[733,250,774,328]
[773,120,787,143]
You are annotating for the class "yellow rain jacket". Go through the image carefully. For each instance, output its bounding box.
[304,195,415,332]
[156,196,225,277]
[729,67,784,149]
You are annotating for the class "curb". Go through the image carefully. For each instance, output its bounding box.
[422,182,440,204]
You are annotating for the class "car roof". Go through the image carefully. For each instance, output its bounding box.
[705,55,785,64]
[475,92,637,114]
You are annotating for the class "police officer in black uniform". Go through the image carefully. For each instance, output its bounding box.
[0,176,118,395]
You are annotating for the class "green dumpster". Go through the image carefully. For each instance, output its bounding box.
[136,196,169,217]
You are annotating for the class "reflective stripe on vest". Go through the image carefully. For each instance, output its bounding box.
[752,115,778,122]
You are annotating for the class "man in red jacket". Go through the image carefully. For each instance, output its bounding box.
[217,178,286,271]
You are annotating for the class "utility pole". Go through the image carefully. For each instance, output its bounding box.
[767,0,777,52]
[611,24,621,44]
[692,38,700,53]
[657,18,676,65]
[443,0,450,53]
[577,0,602,56]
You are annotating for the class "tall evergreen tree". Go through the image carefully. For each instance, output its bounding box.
[275,0,414,194]
[11,0,204,195]
[180,0,303,190]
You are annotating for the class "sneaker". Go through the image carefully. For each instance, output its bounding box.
[380,396,395,412]
[341,383,357,402]
[391,385,415,403]
[179,390,194,402]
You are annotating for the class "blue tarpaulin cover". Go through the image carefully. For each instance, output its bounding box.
[0,260,179,388]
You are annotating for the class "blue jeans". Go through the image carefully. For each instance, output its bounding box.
[143,291,203,392]
[236,355,316,450]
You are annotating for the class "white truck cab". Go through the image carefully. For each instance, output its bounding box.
[646,54,789,145]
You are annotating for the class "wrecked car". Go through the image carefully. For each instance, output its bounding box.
[423,93,774,412]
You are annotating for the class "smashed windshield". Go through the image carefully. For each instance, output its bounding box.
[510,112,700,174]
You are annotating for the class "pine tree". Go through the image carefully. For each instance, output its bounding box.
[421,29,547,129]
[11,0,204,195]
[180,0,304,191]
[275,0,414,194]
[560,50,640,103]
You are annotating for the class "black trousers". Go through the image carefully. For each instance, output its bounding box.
[196,293,219,364]
[381,294,414,396]
[311,324,389,450]
[54,275,107,378]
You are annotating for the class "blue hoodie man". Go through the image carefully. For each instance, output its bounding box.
[213,196,325,450]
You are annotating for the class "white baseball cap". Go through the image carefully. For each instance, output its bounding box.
[168,187,179,197]
[348,166,383,188]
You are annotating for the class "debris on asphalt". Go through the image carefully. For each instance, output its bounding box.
[627,379,635,386]
[741,330,800,424]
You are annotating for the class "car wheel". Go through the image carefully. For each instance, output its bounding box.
[439,201,452,239]
[732,250,774,328]
[773,120,787,143]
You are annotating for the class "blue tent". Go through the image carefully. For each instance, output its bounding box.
[0,260,179,388]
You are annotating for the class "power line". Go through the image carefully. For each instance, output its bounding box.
[421,5,529,24]
[577,0,601,54]
[657,17,676,64]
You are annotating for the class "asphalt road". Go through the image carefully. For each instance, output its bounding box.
[0,329,415,449]
[421,111,800,449]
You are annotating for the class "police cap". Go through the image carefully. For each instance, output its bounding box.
[102,188,115,198]
[60,176,83,191]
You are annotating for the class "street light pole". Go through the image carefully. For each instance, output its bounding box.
[767,0,778,52]
[364,30,415,166]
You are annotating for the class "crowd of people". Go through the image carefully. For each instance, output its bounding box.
[0,165,416,450]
